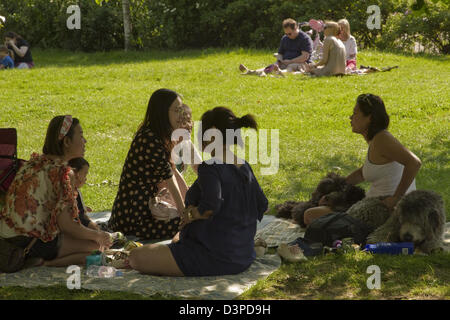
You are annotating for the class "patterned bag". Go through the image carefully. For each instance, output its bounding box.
[149,172,188,222]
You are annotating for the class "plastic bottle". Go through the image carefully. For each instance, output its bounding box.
[364,242,414,255]
[86,265,123,278]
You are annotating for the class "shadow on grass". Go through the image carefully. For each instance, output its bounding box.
[31,47,260,68]
[246,251,450,300]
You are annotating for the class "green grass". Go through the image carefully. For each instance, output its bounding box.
[0,48,449,300]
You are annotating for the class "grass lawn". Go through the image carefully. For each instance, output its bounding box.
[0,48,449,300]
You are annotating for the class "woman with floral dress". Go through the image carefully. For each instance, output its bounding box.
[0,116,112,268]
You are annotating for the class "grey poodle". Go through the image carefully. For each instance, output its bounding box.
[346,190,446,254]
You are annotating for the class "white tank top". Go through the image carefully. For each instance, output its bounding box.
[362,147,416,198]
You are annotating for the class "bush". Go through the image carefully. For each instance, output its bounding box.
[377,1,450,54]
[0,0,448,54]
[0,0,124,51]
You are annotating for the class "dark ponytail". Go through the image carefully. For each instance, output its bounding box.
[200,107,258,147]
[235,114,258,130]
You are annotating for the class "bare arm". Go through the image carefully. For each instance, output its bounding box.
[346,166,365,185]
[165,170,185,215]
[8,41,28,58]
[57,206,110,246]
[376,132,421,201]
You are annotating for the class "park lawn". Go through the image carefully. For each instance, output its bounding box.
[0,48,449,300]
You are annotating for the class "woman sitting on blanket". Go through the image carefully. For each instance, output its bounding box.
[128,107,269,276]
[0,116,112,268]
[306,21,346,76]
[337,19,358,72]
[304,94,421,225]
[108,89,200,240]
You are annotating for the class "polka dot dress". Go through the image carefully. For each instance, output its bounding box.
[108,128,180,240]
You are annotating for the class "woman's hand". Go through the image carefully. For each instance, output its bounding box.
[179,206,213,230]
[96,231,113,251]
[382,196,399,211]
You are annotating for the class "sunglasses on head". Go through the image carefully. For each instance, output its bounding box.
[360,94,374,107]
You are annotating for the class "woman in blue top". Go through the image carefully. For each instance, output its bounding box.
[129,107,269,276]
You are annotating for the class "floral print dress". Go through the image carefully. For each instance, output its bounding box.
[0,153,79,241]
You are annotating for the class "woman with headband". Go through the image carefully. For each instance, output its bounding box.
[0,115,112,269]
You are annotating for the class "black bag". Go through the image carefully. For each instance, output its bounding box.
[0,237,37,273]
[304,212,370,247]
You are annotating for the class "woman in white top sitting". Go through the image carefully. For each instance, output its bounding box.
[346,93,421,209]
[303,94,421,226]
[337,19,357,71]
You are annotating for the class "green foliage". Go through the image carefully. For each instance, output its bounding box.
[0,0,448,52]
[378,1,449,53]
[0,0,123,51]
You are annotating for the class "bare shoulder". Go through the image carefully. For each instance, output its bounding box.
[372,130,399,146]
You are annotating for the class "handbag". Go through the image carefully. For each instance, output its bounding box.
[0,237,38,273]
[149,187,180,221]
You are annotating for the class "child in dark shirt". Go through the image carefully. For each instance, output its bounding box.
[0,45,14,69]
[68,157,99,231]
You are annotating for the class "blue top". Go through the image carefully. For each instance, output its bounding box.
[278,30,313,62]
[173,160,268,275]
[0,55,14,69]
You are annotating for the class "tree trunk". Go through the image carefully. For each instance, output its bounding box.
[122,0,132,51]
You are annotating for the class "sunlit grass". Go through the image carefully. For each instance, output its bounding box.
[1,48,449,300]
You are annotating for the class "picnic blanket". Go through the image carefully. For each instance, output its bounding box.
[255,217,305,248]
[0,213,282,300]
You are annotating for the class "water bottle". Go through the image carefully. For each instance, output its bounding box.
[86,265,123,278]
[364,242,414,255]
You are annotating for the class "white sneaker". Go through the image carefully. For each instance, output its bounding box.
[254,238,268,257]
[277,243,307,262]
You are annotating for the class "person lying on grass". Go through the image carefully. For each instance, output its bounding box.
[0,116,112,268]
[128,107,268,276]
[304,94,421,225]
[239,18,313,76]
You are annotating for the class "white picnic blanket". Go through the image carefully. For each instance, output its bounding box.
[0,213,282,300]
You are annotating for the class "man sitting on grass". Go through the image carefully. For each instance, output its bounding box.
[239,18,313,76]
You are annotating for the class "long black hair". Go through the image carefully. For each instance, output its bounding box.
[356,93,390,141]
[136,88,179,152]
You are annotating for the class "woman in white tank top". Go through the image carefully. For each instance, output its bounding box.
[346,94,422,209]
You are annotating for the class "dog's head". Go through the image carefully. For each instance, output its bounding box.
[311,172,347,204]
[396,190,445,247]
[317,183,366,212]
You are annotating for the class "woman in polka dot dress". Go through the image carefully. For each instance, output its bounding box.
[108,89,193,240]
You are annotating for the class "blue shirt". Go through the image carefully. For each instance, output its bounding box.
[278,30,313,62]
[180,160,268,267]
[0,55,14,69]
